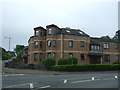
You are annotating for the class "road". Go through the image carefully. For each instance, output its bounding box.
[2,68,119,89]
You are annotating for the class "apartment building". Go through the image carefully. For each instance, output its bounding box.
[27,24,120,64]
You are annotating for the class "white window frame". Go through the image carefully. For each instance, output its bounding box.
[80,41,84,47]
[48,28,52,34]
[47,40,52,47]
[69,40,73,47]
[35,30,39,36]
[34,41,38,48]
[103,43,109,49]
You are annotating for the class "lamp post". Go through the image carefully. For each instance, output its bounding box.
[4,37,11,51]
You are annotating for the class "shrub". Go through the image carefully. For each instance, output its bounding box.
[52,64,120,72]
[67,57,78,65]
[42,58,56,70]
[58,58,68,65]
[58,57,78,65]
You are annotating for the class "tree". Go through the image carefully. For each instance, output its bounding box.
[1,47,15,60]
[14,45,25,60]
[113,30,120,41]
[101,35,110,39]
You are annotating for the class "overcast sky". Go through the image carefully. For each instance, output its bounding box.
[1,0,119,51]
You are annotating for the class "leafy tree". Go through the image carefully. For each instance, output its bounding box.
[14,45,25,60]
[113,30,120,41]
[1,47,15,60]
[101,35,110,39]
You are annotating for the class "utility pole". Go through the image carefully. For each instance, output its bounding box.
[4,37,11,51]
[4,37,11,60]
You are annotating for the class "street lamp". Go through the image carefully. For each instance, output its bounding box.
[4,37,11,51]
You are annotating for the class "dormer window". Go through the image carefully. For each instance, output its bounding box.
[48,28,52,34]
[35,30,39,36]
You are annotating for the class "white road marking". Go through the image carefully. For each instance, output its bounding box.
[71,79,101,83]
[61,76,102,81]
[4,83,30,88]
[64,80,67,83]
[40,85,51,88]
[71,77,118,84]
[103,78,115,80]
[92,77,94,80]
[4,82,37,88]
[114,76,118,79]
[2,74,25,76]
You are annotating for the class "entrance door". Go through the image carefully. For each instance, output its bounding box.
[90,56,101,64]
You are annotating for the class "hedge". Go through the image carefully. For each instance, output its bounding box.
[52,64,120,72]
[113,61,120,64]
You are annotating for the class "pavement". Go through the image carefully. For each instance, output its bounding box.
[2,67,119,75]
[1,68,119,89]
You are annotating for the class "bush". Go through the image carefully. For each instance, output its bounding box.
[58,57,78,65]
[42,58,56,70]
[58,58,68,65]
[67,57,78,65]
[52,64,120,72]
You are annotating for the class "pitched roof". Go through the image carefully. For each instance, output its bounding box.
[34,26,46,30]
[91,37,119,43]
[28,36,34,42]
[56,28,90,37]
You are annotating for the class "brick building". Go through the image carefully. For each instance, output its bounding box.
[27,24,120,64]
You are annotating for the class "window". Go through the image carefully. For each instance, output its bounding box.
[69,53,73,57]
[34,53,39,61]
[47,52,51,58]
[90,45,100,52]
[116,55,119,61]
[53,40,56,47]
[115,44,118,49]
[40,30,42,36]
[103,43,109,49]
[35,30,39,36]
[47,52,55,58]
[48,28,52,34]
[44,31,46,36]
[81,54,84,60]
[34,41,38,48]
[40,41,42,48]
[69,40,73,47]
[40,53,42,61]
[104,55,110,62]
[53,52,55,58]
[80,41,84,47]
[47,40,52,47]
